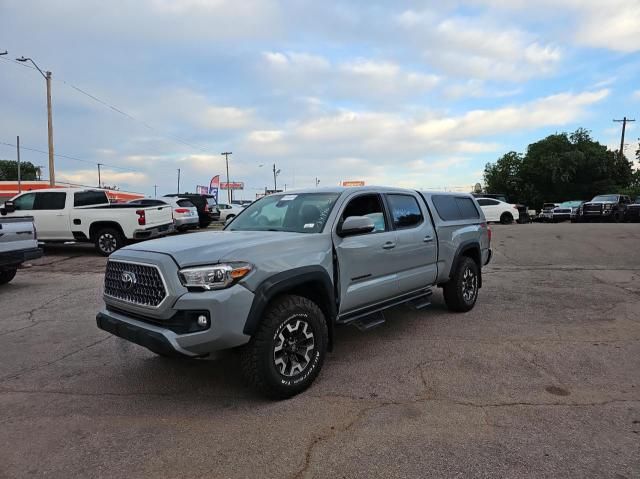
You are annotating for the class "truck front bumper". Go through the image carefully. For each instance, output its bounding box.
[97,284,255,357]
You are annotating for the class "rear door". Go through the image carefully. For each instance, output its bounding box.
[384,193,437,294]
[332,192,399,314]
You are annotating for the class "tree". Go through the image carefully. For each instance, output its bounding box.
[483,151,523,201]
[483,128,636,208]
[0,159,39,181]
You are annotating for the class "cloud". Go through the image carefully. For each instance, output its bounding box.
[396,10,562,80]
[633,90,640,101]
[261,51,439,102]
[58,169,149,188]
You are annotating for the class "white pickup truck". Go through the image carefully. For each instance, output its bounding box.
[0,188,174,255]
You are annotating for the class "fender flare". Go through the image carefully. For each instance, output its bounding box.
[243,266,336,343]
[449,240,482,288]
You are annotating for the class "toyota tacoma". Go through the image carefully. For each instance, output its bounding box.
[96,187,491,398]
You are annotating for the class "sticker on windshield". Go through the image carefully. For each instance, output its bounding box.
[280,195,297,201]
[304,223,315,229]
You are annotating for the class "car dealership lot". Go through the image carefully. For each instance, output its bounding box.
[1,224,639,478]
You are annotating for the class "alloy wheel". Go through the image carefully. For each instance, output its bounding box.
[273,318,315,377]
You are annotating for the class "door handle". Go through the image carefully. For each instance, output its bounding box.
[382,241,396,250]
[423,235,434,242]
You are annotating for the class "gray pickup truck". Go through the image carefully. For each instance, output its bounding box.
[97,187,491,398]
[0,216,43,285]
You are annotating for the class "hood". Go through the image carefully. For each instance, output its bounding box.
[122,230,312,266]
[584,201,616,206]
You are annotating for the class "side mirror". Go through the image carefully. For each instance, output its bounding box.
[338,216,375,237]
[1,201,15,215]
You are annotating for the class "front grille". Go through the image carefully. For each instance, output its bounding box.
[104,260,167,307]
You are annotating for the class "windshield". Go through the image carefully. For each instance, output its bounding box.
[591,195,618,202]
[226,192,340,233]
[560,201,582,208]
[543,203,557,209]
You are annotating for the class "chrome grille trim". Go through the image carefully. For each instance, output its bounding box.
[104,260,168,308]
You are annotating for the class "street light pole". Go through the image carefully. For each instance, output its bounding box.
[16,56,55,186]
[272,163,281,191]
[97,163,102,188]
[221,152,232,202]
[16,136,21,193]
[177,168,181,194]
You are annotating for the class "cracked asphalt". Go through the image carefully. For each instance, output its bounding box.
[1,224,639,478]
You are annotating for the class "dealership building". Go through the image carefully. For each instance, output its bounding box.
[0,181,144,203]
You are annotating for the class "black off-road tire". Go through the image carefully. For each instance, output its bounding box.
[500,212,514,225]
[443,256,480,313]
[94,227,125,256]
[240,295,328,399]
[0,268,18,285]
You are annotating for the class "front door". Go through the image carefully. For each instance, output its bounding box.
[332,193,399,314]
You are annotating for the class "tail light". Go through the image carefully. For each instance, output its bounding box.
[136,209,146,226]
[481,222,492,244]
[175,208,190,213]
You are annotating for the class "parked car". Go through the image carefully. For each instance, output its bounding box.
[576,194,631,222]
[128,198,199,232]
[164,193,220,227]
[97,187,491,398]
[231,200,253,207]
[624,196,640,222]
[0,216,43,285]
[217,202,244,222]
[475,197,520,224]
[539,203,560,222]
[0,188,174,255]
[473,193,529,223]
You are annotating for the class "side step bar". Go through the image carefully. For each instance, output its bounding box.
[337,287,432,330]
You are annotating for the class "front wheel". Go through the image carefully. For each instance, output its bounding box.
[94,228,125,256]
[0,268,17,285]
[443,257,480,312]
[240,295,328,399]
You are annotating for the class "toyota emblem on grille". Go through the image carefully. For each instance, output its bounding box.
[121,271,137,290]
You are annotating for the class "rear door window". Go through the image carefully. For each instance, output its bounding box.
[386,194,423,229]
[34,192,66,210]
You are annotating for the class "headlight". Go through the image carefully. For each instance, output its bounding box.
[179,262,252,290]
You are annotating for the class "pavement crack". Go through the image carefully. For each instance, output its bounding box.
[0,336,112,383]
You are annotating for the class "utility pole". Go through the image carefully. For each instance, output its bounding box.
[613,117,636,157]
[16,56,55,186]
[97,163,102,188]
[177,168,181,194]
[153,185,158,198]
[221,152,232,202]
[16,136,21,193]
[272,163,281,191]
[315,177,320,187]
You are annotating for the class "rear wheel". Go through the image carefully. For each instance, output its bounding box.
[240,295,328,399]
[0,268,17,285]
[443,257,480,313]
[94,228,125,256]
[500,212,513,225]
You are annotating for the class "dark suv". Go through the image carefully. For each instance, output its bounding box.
[577,194,631,222]
[164,193,220,227]
[624,196,640,222]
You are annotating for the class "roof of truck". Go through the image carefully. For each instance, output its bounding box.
[272,186,473,196]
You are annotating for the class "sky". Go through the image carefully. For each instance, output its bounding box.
[1,0,639,198]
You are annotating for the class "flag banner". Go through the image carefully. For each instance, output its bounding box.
[209,175,220,202]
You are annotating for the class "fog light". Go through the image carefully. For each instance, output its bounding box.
[197,315,209,328]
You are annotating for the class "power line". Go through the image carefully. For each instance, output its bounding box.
[1,56,217,155]
[0,140,139,172]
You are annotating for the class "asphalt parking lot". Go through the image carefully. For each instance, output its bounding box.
[1,223,639,478]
